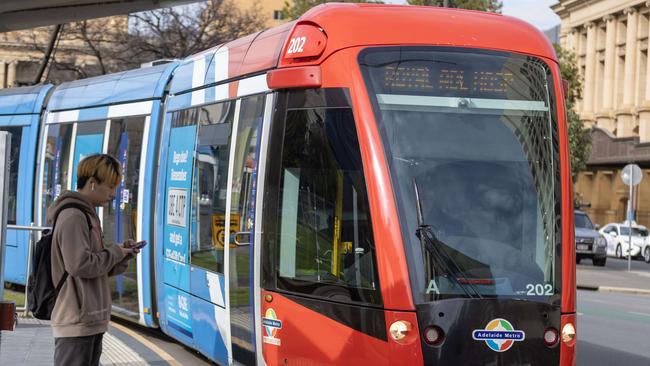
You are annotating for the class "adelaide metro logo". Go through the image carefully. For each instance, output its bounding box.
[472,318,525,352]
[262,308,282,346]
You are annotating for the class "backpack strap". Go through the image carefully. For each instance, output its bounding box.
[52,203,93,301]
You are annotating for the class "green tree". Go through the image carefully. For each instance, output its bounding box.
[407,0,502,13]
[281,0,382,21]
[554,44,591,191]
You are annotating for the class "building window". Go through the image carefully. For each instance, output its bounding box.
[273,10,283,20]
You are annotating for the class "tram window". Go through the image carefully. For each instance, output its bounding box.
[190,101,235,274]
[42,123,74,222]
[0,126,23,224]
[268,95,382,305]
[104,116,146,315]
[72,121,107,188]
[359,47,560,301]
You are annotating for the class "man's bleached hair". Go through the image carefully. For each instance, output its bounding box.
[76,154,122,189]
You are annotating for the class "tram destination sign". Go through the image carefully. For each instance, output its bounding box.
[383,65,515,96]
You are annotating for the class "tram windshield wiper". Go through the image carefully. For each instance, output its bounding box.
[413,178,482,299]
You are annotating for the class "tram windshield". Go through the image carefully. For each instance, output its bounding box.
[359,47,560,302]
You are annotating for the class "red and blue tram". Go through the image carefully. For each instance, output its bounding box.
[0,4,576,365]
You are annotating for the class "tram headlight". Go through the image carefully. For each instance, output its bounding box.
[389,320,412,342]
[561,323,576,345]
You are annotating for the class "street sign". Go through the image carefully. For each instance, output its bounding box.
[621,163,643,272]
[621,164,643,186]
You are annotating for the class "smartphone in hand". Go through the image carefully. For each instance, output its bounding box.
[133,240,147,249]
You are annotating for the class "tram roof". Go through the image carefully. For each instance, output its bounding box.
[47,61,178,112]
[281,3,557,66]
[171,3,556,96]
[0,84,52,116]
[168,22,293,96]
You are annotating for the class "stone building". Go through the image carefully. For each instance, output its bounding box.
[0,0,285,89]
[554,0,650,227]
[234,0,286,27]
[0,17,128,88]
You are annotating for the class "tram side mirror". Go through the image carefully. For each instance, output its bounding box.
[562,79,569,100]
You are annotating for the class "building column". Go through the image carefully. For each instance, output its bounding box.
[597,15,618,132]
[617,7,639,136]
[567,28,578,53]
[6,61,16,88]
[571,28,580,56]
[583,21,597,121]
[560,32,568,50]
[639,2,650,141]
[0,61,5,89]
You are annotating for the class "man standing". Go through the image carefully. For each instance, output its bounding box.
[48,154,140,366]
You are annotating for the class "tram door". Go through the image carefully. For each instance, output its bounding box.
[0,125,29,284]
[226,94,265,364]
[39,117,147,320]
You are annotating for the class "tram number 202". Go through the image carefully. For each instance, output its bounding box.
[167,188,188,227]
[526,283,554,296]
[287,36,307,55]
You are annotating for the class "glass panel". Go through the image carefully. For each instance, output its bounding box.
[42,123,74,223]
[104,116,146,317]
[0,126,23,225]
[359,47,560,301]
[574,213,594,230]
[191,101,236,273]
[274,105,381,305]
[71,121,105,190]
[620,226,645,237]
[230,95,264,363]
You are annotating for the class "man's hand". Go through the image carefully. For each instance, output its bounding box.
[121,239,141,255]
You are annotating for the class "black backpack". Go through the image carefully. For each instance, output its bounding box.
[27,203,91,320]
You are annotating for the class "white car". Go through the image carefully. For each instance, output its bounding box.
[641,232,650,263]
[599,222,647,259]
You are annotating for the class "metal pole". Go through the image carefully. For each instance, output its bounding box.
[0,132,12,350]
[628,170,633,272]
[22,223,34,315]
[0,132,11,301]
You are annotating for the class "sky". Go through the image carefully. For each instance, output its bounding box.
[501,0,561,31]
[385,0,561,31]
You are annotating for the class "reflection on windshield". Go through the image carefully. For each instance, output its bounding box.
[360,47,560,302]
[395,116,551,298]
[574,214,594,229]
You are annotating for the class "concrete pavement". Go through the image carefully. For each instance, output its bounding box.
[0,317,170,366]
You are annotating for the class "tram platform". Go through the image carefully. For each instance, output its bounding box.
[0,316,183,366]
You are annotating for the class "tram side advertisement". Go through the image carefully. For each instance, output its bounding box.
[163,125,196,339]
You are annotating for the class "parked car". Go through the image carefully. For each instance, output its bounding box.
[641,229,650,263]
[599,221,647,259]
[574,210,607,266]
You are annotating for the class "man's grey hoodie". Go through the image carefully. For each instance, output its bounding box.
[47,190,131,338]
